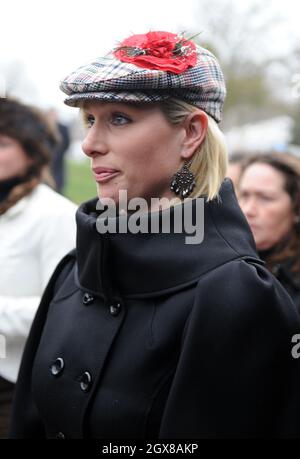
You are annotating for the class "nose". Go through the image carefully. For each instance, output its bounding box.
[241,197,258,219]
[82,128,109,158]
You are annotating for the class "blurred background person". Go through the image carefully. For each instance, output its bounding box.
[226,151,246,194]
[46,108,70,193]
[238,153,300,311]
[0,98,77,438]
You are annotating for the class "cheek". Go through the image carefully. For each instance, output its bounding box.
[122,137,172,176]
[270,201,293,224]
[0,150,12,165]
[0,150,30,174]
[261,203,294,241]
[116,122,181,193]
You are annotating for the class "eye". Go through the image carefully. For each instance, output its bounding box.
[260,195,274,202]
[85,114,95,128]
[239,192,248,201]
[111,112,132,126]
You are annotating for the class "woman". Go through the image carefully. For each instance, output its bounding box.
[0,98,77,437]
[226,151,246,194]
[10,31,300,439]
[238,153,300,311]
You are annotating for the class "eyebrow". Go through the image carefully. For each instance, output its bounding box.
[240,188,280,195]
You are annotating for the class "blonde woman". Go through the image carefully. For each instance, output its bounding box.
[10,31,300,439]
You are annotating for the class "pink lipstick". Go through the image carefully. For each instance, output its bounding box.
[92,167,120,183]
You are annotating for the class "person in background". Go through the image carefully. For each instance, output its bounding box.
[239,152,300,311]
[46,108,70,193]
[226,151,246,194]
[0,98,77,438]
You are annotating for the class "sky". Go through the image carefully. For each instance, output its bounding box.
[1,0,300,119]
[1,0,200,115]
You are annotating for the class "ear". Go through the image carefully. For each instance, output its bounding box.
[180,110,208,160]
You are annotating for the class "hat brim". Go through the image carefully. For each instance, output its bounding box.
[64,90,222,123]
[64,91,170,107]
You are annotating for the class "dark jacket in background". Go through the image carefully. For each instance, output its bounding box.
[260,256,300,314]
[10,180,300,438]
[51,123,70,193]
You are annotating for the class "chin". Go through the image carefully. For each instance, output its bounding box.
[97,188,120,205]
[256,242,272,251]
[0,173,12,181]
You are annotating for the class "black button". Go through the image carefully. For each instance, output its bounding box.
[50,358,65,377]
[109,302,122,317]
[80,372,92,392]
[56,432,66,439]
[83,293,94,305]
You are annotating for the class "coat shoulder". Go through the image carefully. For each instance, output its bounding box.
[194,256,299,326]
[160,256,300,438]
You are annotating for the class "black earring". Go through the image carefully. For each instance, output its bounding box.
[170,159,196,199]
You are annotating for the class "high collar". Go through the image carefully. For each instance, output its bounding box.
[75,179,259,300]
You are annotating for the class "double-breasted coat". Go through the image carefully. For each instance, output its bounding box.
[10,180,300,438]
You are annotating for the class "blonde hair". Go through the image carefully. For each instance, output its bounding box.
[160,98,228,201]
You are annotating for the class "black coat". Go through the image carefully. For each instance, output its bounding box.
[262,258,300,313]
[277,265,300,312]
[50,123,70,193]
[10,180,300,438]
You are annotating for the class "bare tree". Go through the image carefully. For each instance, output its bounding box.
[178,0,297,128]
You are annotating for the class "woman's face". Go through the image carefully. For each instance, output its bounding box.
[0,135,32,181]
[82,102,187,206]
[239,163,295,251]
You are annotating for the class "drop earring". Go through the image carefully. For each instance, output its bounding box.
[170,159,196,199]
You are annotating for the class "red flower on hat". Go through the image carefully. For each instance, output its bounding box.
[114,31,197,74]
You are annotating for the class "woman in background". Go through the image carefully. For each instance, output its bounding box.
[239,153,300,311]
[0,98,77,437]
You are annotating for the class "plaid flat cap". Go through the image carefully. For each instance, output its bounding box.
[60,31,226,123]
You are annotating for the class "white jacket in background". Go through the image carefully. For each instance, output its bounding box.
[0,184,77,382]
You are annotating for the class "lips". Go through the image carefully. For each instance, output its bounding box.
[92,167,120,183]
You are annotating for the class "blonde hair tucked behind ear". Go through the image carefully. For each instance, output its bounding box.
[160,98,228,201]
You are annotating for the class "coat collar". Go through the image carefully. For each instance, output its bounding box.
[75,179,259,299]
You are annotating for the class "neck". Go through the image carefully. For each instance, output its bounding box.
[112,194,183,216]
